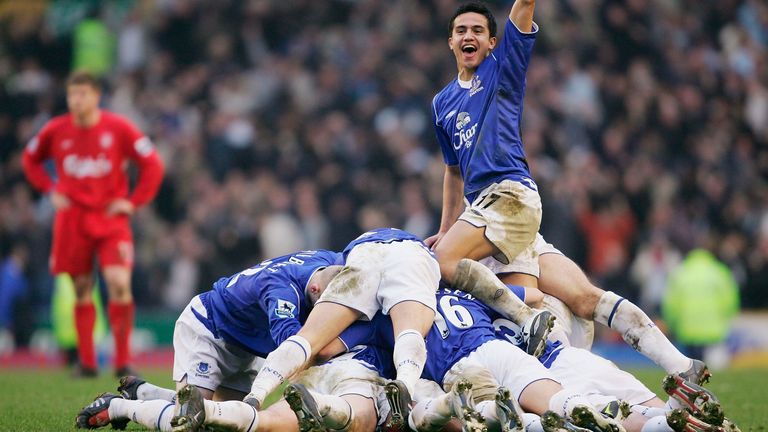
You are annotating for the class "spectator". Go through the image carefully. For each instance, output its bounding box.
[663,247,740,363]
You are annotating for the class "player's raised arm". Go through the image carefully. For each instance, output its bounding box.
[510,0,535,32]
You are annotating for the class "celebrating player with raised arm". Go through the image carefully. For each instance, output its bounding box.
[22,70,164,377]
[425,1,554,358]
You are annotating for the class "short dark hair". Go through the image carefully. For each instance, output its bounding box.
[66,70,101,91]
[448,2,497,38]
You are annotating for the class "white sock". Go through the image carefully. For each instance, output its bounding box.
[248,335,311,405]
[308,390,353,430]
[203,399,259,432]
[475,400,499,428]
[137,383,176,402]
[522,413,544,432]
[109,399,175,431]
[453,259,535,323]
[542,295,573,346]
[641,415,674,432]
[594,291,691,373]
[409,393,453,431]
[547,389,594,419]
[393,330,427,397]
[631,404,669,419]
[665,398,683,411]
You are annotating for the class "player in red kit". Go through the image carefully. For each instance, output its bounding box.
[22,71,164,377]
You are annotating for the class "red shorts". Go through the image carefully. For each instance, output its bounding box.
[50,206,134,276]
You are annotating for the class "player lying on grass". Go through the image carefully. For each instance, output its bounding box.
[75,249,343,430]
[426,279,739,432]
[171,343,392,432]
[339,288,626,432]
[396,285,735,432]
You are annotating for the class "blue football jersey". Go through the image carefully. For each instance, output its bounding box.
[195,250,343,357]
[342,228,431,259]
[324,343,396,380]
[339,288,497,383]
[433,19,539,202]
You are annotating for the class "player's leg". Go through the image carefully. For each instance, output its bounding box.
[75,392,176,431]
[245,301,360,407]
[388,300,434,396]
[118,375,176,402]
[434,221,541,323]
[99,226,136,376]
[246,248,382,408]
[54,208,101,375]
[538,253,698,379]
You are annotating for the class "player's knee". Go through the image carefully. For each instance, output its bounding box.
[433,250,459,281]
[570,285,603,318]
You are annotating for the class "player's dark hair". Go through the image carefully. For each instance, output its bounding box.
[66,70,101,91]
[449,2,497,38]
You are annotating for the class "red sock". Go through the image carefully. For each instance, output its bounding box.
[108,302,134,370]
[74,303,97,369]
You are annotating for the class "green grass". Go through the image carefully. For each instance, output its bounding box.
[0,367,765,431]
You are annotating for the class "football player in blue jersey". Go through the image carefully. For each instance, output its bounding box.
[75,249,344,431]
[244,228,441,416]
[340,288,626,432]
[424,0,555,362]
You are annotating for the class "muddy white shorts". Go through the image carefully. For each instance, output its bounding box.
[460,180,542,272]
[548,347,656,409]
[318,240,439,320]
[443,339,557,403]
[172,295,265,393]
[293,351,384,399]
[479,232,560,278]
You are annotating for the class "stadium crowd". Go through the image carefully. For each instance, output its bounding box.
[0,0,766,347]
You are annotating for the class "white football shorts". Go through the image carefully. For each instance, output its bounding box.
[442,339,558,403]
[318,240,439,320]
[548,347,657,409]
[172,295,265,393]
[293,350,383,399]
[460,179,542,273]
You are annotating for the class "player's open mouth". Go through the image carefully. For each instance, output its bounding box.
[461,45,477,54]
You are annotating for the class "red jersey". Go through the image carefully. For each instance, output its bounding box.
[22,111,164,210]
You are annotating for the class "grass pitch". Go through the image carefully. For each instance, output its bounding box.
[0,367,765,431]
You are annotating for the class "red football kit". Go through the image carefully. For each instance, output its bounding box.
[23,110,163,372]
[22,111,164,275]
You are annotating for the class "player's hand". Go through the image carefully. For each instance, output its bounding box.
[107,198,135,216]
[50,191,71,210]
[424,232,446,249]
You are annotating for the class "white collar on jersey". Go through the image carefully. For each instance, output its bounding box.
[457,76,473,89]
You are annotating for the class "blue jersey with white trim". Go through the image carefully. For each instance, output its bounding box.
[339,288,497,383]
[342,228,431,259]
[196,250,343,357]
[433,19,538,202]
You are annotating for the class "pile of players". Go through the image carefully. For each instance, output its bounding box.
[74,227,739,432]
[72,0,741,431]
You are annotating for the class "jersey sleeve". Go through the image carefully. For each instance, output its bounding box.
[432,95,458,166]
[22,123,55,193]
[260,281,304,346]
[119,117,164,208]
[495,18,538,95]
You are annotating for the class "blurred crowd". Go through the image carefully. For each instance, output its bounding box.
[0,0,766,345]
